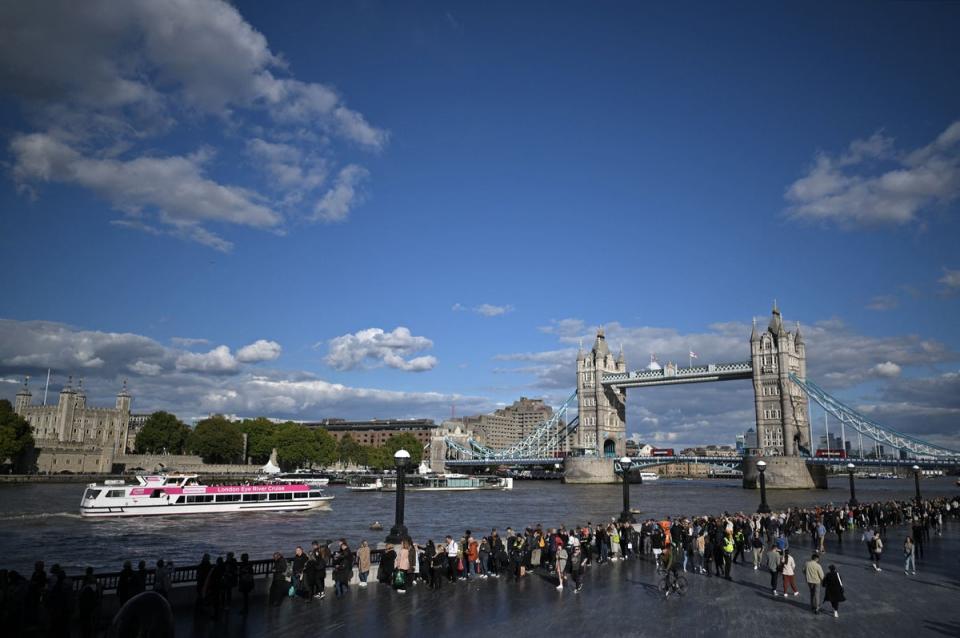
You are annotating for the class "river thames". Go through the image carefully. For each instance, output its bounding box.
[1,476,956,574]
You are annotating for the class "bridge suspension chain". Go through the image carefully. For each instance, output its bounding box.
[444,392,579,462]
[789,373,960,459]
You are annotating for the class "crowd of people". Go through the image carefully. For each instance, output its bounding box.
[1,493,956,634]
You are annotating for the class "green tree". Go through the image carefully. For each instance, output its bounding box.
[313,428,338,467]
[383,433,424,465]
[134,411,190,454]
[187,415,243,464]
[337,434,363,465]
[273,422,322,470]
[363,445,392,471]
[238,417,278,463]
[0,399,34,471]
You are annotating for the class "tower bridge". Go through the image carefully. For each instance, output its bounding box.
[440,304,960,487]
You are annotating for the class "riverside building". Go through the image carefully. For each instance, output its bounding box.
[14,376,132,473]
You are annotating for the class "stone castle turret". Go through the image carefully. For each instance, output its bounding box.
[576,328,627,457]
[750,303,811,456]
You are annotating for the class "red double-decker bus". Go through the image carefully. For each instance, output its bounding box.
[815,449,847,459]
[650,447,675,457]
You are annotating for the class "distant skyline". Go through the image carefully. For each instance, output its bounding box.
[1,1,959,450]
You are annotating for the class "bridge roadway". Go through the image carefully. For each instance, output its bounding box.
[601,361,753,389]
[162,518,960,638]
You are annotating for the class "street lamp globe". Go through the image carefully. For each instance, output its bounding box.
[912,464,920,471]
[395,449,411,468]
[847,463,855,471]
[757,460,767,471]
[619,456,633,469]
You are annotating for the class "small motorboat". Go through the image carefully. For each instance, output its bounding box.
[369,521,384,531]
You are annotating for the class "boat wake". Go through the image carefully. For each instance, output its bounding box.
[0,511,84,521]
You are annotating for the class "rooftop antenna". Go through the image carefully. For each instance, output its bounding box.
[43,369,50,405]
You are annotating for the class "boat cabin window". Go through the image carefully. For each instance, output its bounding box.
[165,478,182,485]
[268,493,293,501]
[215,494,241,502]
[293,492,307,499]
[151,489,164,498]
[106,490,125,498]
[242,493,267,502]
[83,489,102,500]
[309,491,323,498]
[185,495,214,503]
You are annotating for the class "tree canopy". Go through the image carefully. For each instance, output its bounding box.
[237,417,278,464]
[0,399,34,471]
[134,411,190,454]
[187,415,243,464]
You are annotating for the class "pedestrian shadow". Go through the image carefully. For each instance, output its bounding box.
[623,576,665,597]
[751,590,808,612]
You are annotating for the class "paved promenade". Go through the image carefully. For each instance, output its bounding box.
[169,520,960,638]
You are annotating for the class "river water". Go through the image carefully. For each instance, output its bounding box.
[1,477,956,574]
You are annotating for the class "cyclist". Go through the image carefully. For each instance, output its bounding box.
[662,539,684,595]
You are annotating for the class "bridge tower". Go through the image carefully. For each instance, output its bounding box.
[576,329,626,457]
[750,303,812,457]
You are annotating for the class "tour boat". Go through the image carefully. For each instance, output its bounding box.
[267,470,331,488]
[380,474,513,492]
[639,471,659,481]
[79,474,334,517]
[346,476,383,492]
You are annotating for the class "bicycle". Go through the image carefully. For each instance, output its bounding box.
[658,570,688,597]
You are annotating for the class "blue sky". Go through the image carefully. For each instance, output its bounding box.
[1,1,959,450]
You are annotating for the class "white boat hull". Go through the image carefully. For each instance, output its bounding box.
[80,497,333,518]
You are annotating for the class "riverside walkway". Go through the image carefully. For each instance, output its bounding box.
[169,520,960,638]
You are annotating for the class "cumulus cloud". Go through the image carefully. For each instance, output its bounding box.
[175,345,238,373]
[785,120,960,227]
[1,0,386,249]
[0,318,485,424]
[236,339,282,363]
[11,133,280,252]
[452,303,514,317]
[870,361,901,378]
[324,327,437,372]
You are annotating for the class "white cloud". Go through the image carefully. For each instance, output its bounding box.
[236,339,282,363]
[312,164,369,222]
[175,345,238,373]
[170,337,209,348]
[785,120,960,227]
[11,133,281,251]
[870,361,901,378]
[324,327,437,372]
[452,303,514,317]
[128,360,162,376]
[0,318,490,424]
[1,0,386,249]
[866,295,898,311]
[939,268,960,294]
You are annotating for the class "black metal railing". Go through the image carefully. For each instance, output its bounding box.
[68,549,387,593]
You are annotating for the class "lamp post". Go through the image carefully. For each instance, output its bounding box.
[846,463,858,507]
[619,457,636,523]
[756,460,771,514]
[912,464,921,505]
[386,449,411,543]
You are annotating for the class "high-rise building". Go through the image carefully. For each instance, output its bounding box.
[463,397,563,452]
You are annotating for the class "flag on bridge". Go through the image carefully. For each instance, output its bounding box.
[689,351,698,359]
